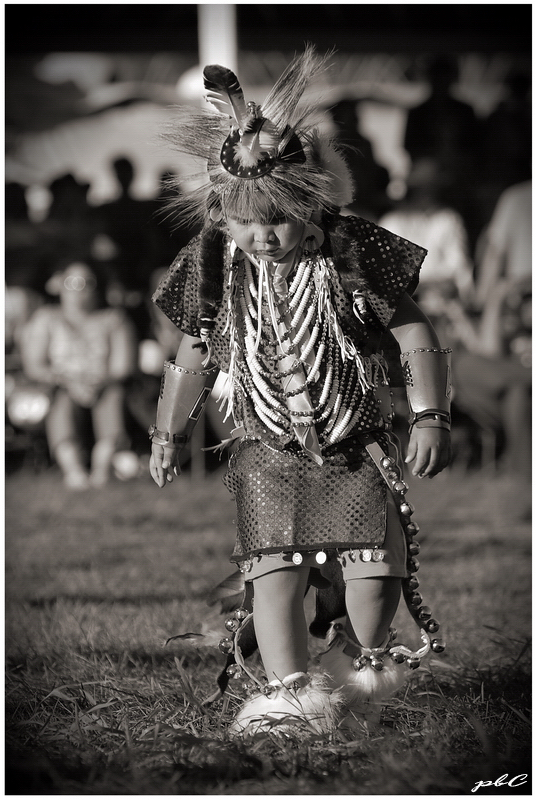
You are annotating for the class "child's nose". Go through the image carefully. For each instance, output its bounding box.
[254,225,276,243]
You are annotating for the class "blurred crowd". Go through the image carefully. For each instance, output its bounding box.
[6,55,531,496]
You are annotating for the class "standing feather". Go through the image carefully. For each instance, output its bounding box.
[162,46,353,229]
[203,65,248,128]
[262,45,333,129]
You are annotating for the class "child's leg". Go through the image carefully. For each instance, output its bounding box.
[231,565,341,736]
[342,494,405,647]
[317,500,407,722]
[252,566,310,682]
[319,576,405,723]
[345,576,401,648]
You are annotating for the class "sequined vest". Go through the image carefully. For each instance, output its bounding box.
[153,214,427,453]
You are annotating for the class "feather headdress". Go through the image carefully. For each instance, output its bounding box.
[162,45,354,227]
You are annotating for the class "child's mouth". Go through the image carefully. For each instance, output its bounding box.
[256,249,279,257]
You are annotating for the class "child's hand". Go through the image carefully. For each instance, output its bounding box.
[149,443,181,488]
[405,427,451,479]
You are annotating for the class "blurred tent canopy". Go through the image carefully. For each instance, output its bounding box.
[5,4,531,205]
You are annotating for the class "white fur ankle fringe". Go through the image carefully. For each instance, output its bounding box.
[318,629,408,706]
[229,672,343,736]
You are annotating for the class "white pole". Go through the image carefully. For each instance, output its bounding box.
[187,5,237,480]
[198,4,237,72]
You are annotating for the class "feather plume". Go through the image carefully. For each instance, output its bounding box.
[206,569,246,611]
[203,65,248,127]
[262,45,333,129]
[234,118,279,168]
[309,130,354,207]
[161,47,353,230]
[233,139,262,168]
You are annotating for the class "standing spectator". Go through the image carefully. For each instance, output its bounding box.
[404,55,481,253]
[20,259,138,489]
[95,156,159,296]
[5,182,43,292]
[329,98,391,221]
[480,71,531,222]
[379,157,475,316]
[145,171,203,272]
[39,174,100,278]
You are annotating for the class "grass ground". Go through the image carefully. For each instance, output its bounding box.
[5,459,532,795]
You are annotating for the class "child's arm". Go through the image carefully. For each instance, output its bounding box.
[388,293,452,479]
[149,333,218,488]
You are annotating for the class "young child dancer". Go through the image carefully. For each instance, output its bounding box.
[149,47,452,736]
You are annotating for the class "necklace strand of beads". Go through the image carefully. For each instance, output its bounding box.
[241,372,290,435]
[234,248,386,448]
[314,342,340,422]
[240,261,324,399]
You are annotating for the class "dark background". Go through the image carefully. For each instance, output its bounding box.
[6,3,532,54]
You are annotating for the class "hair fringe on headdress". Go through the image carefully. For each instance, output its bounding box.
[161,45,353,229]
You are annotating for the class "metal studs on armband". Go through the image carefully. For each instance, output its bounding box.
[150,359,218,449]
[400,348,452,431]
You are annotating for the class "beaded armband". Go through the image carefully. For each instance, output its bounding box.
[400,348,452,433]
[149,360,218,447]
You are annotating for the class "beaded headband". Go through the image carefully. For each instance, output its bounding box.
[162,45,354,227]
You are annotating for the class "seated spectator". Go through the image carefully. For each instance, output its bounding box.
[475,180,531,309]
[379,157,475,338]
[444,277,531,496]
[20,259,138,489]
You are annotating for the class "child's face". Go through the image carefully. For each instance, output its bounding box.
[225,215,304,262]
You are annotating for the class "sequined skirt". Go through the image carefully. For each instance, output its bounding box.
[223,433,388,561]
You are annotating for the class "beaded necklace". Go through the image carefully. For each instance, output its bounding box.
[218,237,388,449]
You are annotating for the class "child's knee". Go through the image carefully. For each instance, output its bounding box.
[346,575,401,602]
